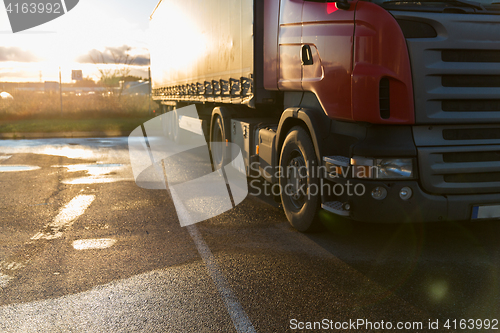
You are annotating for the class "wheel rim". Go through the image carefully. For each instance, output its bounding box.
[167,113,173,138]
[212,119,224,167]
[172,111,178,140]
[284,149,307,210]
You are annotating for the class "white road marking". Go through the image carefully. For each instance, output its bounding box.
[0,166,40,172]
[186,225,257,333]
[168,188,257,333]
[0,195,95,289]
[72,238,116,250]
[0,273,14,288]
[31,195,95,240]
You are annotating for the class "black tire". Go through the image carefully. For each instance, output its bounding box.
[161,106,168,137]
[210,115,228,170]
[171,110,180,142]
[279,126,321,232]
[162,110,173,140]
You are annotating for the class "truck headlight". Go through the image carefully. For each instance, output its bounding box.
[375,158,414,179]
[351,157,415,179]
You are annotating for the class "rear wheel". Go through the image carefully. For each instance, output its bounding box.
[210,115,229,170]
[171,110,179,142]
[162,110,173,140]
[279,126,321,232]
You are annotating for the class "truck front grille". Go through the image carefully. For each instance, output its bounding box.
[392,11,500,124]
[442,150,500,163]
[441,75,500,88]
[442,128,500,140]
[418,145,500,194]
[442,49,500,63]
[444,172,500,183]
[442,100,500,112]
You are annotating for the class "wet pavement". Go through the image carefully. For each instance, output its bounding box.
[0,137,499,332]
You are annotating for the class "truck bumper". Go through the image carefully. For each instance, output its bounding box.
[328,178,500,223]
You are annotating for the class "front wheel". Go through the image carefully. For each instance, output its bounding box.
[210,115,229,170]
[279,126,321,232]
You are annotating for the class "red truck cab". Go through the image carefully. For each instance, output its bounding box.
[150,0,500,231]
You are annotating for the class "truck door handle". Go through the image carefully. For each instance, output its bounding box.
[301,45,314,66]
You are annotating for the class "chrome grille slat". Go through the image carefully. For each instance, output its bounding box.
[428,87,500,99]
[441,75,500,88]
[442,49,500,62]
[427,62,500,73]
[430,161,500,174]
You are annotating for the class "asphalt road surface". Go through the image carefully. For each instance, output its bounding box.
[0,137,499,332]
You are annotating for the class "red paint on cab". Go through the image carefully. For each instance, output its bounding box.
[352,1,414,124]
[302,0,356,121]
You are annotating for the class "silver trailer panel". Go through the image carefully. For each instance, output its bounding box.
[150,0,254,104]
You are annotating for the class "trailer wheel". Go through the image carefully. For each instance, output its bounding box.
[210,115,228,170]
[161,106,169,137]
[171,110,180,142]
[163,111,173,140]
[279,126,321,232]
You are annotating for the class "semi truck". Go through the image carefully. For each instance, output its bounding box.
[149,0,500,231]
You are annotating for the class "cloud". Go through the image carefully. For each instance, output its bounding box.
[76,45,150,66]
[0,47,39,62]
[133,55,150,66]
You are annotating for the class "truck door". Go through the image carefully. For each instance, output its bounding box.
[301,1,356,120]
[278,0,304,91]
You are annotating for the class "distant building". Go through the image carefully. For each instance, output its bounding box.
[0,81,111,95]
[0,82,44,92]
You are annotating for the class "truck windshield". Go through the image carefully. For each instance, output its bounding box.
[372,0,500,12]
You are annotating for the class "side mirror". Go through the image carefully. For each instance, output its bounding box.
[335,0,351,10]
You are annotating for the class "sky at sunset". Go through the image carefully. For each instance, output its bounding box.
[0,0,160,83]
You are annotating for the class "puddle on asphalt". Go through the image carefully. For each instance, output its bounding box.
[0,165,40,172]
[0,138,131,163]
[83,164,123,168]
[39,147,97,160]
[63,178,124,185]
[52,163,132,184]
[53,163,124,172]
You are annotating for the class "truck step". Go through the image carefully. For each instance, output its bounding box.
[321,201,350,217]
[323,156,350,167]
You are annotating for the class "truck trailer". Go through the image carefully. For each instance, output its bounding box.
[149,0,500,231]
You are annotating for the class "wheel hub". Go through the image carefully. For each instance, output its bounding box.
[286,152,307,209]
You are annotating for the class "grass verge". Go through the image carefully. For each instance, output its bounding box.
[0,116,155,134]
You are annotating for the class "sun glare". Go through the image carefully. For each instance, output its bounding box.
[149,1,208,86]
[1,0,151,82]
